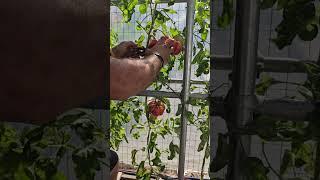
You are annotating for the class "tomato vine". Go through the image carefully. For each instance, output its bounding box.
[110,0,211,179]
[0,110,109,180]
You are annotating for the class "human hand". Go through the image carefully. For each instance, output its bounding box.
[111,41,140,58]
[146,36,177,65]
[147,36,183,55]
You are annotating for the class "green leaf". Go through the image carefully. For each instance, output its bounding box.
[298,86,313,100]
[151,156,162,167]
[50,172,67,180]
[119,0,138,22]
[196,59,209,77]
[276,0,288,9]
[170,28,180,38]
[13,164,30,180]
[72,146,106,180]
[176,104,182,116]
[260,0,277,9]
[168,141,179,160]
[132,132,141,140]
[155,11,170,24]
[201,29,208,41]
[197,133,209,152]
[272,34,296,50]
[136,161,146,178]
[193,50,206,64]
[217,0,234,28]
[25,127,45,143]
[292,143,313,170]
[242,157,269,180]
[187,111,194,124]
[131,149,138,166]
[110,29,119,48]
[204,143,210,159]
[256,74,276,95]
[139,4,147,14]
[168,0,175,6]
[272,2,318,49]
[148,132,157,153]
[280,150,294,175]
[210,134,231,172]
[56,146,67,162]
[57,112,86,126]
[127,0,138,10]
[314,143,320,180]
[163,8,177,14]
[135,35,145,47]
[133,109,143,123]
[151,149,163,167]
[298,24,318,41]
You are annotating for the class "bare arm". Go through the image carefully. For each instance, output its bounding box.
[110,38,175,100]
[0,0,106,123]
[110,55,162,100]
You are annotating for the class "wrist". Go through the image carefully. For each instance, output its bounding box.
[154,53,164,68]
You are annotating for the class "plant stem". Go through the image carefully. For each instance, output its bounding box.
[262,142,283,180]
[316,48,320,65]
[314,142,320,180]
[162,80,179,95]
[146,1,158,48]
[145,97,153,172]
[200,142,209,180]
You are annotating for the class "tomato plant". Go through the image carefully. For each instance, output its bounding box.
[111,0,320,179]
[0,0,317,179]
[0,110,109,180]
[110,0,211,179]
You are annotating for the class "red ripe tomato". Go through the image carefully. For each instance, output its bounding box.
[172,41,182,55]
[164,38,175,47]
[148,39,158,48]
[147,99,166,117]
[147,36,183,56]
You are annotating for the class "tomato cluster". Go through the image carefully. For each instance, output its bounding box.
[148,36,183,55]
[147,99,166,117]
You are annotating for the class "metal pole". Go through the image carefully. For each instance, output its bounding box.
[178,0,195,179]
[209,0,217,178]
[212,96,315,122]
[111,0,188,4]
[227,0,260,179]
[211,54,311,73]
[137,90,208,99]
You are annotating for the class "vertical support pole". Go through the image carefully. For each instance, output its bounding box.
[106,0,111,179]
[227,0,260,180]
[178,0,196,179]
[209,0,216,178]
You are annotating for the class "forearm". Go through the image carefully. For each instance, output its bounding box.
[110,55,162,100]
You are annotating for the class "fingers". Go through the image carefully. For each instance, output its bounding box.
[152,37,173,52]
[125,41,140,57]
[157,36,169,44]
[116,36,180,59]
[123,41,138,49]
[144,49,154,56]
[113,41,139,58]
[148,39,158,48]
